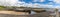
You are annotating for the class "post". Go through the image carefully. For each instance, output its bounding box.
[55,8,59,17]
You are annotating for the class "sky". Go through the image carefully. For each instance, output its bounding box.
[0,0,60,8]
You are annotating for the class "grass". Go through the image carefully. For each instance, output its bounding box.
[0,6,5,10]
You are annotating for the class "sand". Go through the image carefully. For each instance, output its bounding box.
[0,11,29,15]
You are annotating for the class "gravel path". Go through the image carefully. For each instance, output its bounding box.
[0,11,56,17]
[0,11,28,17]
[0,11,28,15]
[0,14,27,17]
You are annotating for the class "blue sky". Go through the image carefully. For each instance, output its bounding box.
[19,0,51,4]
[18,0,60,8]
[0,0,60,8]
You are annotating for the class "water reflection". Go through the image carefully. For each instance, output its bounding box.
[31,10,36,14]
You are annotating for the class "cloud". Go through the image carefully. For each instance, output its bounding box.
[39,0,45,2]
[39,4,54,8]
[33,0,38,2]
[25,3,33,7]
[55,6,60,8]
[26,3,54,8]
[33,0,45,2]
[0,0,18,6]
[32,3,40,8]
[15,1,26,7]
[0,0,60,8]
[53,0,60,4]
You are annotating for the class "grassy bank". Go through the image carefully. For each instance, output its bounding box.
[0,6,5,10]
